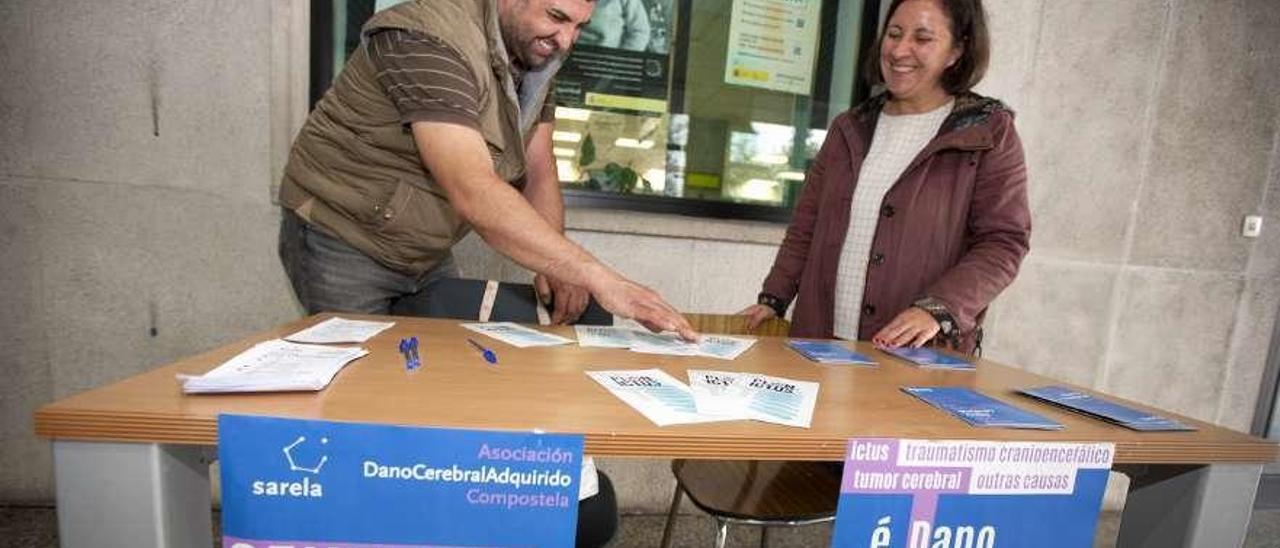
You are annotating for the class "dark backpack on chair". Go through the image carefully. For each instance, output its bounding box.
[389,277,613,326]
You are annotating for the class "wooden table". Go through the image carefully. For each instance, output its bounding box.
[36,314,1278,547]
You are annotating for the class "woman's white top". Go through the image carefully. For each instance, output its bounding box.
[833,99,954,340]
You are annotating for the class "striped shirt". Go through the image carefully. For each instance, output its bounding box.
[366,29,556,130]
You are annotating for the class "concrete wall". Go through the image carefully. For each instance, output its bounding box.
[976,0,1280,430]
[0,0,304,502]
[1,0,1278,516]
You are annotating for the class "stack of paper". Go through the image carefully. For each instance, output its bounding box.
[178,339,368,394]
[787,340,876,365]
[687,370,820,428]
[903,387,1063,430]
[585,369,729,426]
[574,326,637,348]
[1018,385,1195,431]
[696,335,760,360]
[462,322,575,348]
[629,331,701,356]
[284,317,395,344]
[575,326,757,360]
[884,347,975,370]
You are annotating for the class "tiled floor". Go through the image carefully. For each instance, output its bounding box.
[2,506,1278,547]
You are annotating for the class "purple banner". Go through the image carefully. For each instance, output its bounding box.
[841,438,971,524]
[832,438,1115,548]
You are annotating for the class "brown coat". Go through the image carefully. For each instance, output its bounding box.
[762,93,1031,352]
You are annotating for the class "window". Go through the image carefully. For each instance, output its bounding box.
[311,0,880,223]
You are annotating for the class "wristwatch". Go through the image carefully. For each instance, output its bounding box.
[757,293,788,318]
[912,297,956,337]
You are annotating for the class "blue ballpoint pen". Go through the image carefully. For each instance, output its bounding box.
[466,338,498,364]
[409,336,421,367]
[399,337,420,370]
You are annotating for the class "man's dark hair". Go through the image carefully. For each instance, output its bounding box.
[862,0,990,95]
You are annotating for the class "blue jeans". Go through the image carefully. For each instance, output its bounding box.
[277,209,459,315]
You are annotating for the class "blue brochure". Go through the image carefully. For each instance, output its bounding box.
[884,347,974,370]
[787,340,876,365]
[218,414,583,547]
[1018,385,1196,432]
[903,387,1063,430]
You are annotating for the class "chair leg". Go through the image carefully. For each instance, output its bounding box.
[760,525,770,548]
[659,483,684,548]
[714,518,730,548]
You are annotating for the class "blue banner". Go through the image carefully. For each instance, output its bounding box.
[831,438,1113,548]
[218,414,583,547]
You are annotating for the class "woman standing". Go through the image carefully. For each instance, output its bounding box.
[742,0,1029,354]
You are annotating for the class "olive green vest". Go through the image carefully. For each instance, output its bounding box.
[279,0,559,275]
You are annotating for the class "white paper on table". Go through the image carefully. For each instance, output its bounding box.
[627,331,757,360]
[177,339,368,393]
[686,369,752,419]
[461,322,574,348]
[574,325,637,348]
[628,331,700,356]
[695,335,757,360]
[585,369,731,426]
[738,373,820,428]
[283,317,395,344]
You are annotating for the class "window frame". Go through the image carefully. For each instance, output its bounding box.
[308,0,884,224]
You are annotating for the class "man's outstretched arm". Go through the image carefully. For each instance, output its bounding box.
[411,120,697,340]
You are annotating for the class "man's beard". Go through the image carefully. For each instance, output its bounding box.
[516,39,558,70]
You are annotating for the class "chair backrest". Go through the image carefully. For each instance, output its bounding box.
[682,313,790,337]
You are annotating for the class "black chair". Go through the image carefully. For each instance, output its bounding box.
[660,460,840,548]
[660,314,839,548]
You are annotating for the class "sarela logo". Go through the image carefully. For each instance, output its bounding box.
[250,435,328,498]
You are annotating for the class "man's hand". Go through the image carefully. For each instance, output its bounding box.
[872,307,940,349]
[590,273,698,341]
[534,273,589,325]
[737,304,777,331]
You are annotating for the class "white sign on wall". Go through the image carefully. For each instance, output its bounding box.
[724,0,823,95]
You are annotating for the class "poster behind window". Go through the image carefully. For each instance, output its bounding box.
[555,0,674,115]
[724,0,823,95]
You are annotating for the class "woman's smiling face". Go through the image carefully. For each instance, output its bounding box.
[879,0,962,110]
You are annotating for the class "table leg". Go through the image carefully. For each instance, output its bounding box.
[1115,463,1262,548]
[53,441,214,548]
